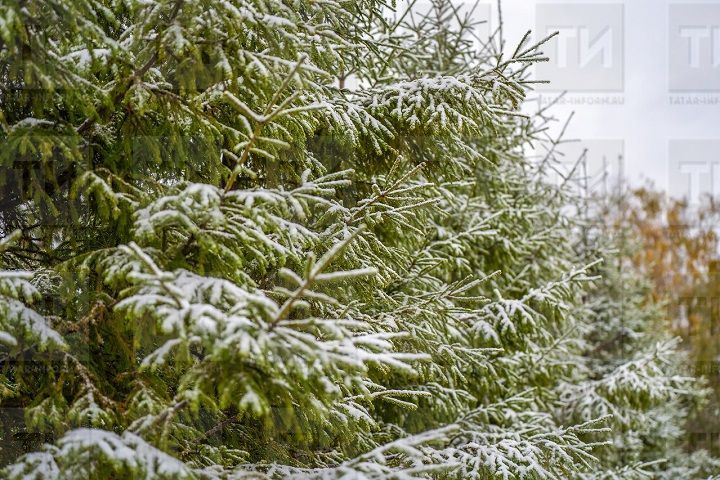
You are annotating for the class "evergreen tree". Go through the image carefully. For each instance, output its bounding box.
[0,0,717,478]
[562,232,720,479]
[556,189,720,480]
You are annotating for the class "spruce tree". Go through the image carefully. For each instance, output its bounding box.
[0,0,717,478]
[560,190,720,480]
[564,235,720,479]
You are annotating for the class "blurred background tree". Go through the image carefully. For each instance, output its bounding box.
[602,186,720,456]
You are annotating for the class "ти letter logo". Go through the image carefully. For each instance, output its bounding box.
[678,26,720,68]
[555,26,614,69]
[536,3,624,92]
[669,140,720,205]
[670,4,720,92]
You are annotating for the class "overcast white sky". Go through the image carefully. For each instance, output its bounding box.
[405,0,720,203]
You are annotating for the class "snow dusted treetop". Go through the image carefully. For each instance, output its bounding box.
[0,0,716,478]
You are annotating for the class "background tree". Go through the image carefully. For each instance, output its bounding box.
[601,187,720,457]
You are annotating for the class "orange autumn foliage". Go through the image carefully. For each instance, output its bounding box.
[616,188,719,328]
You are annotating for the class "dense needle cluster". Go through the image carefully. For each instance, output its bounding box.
[0,0,718,478]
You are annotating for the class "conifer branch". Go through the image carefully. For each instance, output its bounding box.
[76,0,186,136]
[223,56,308,193]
